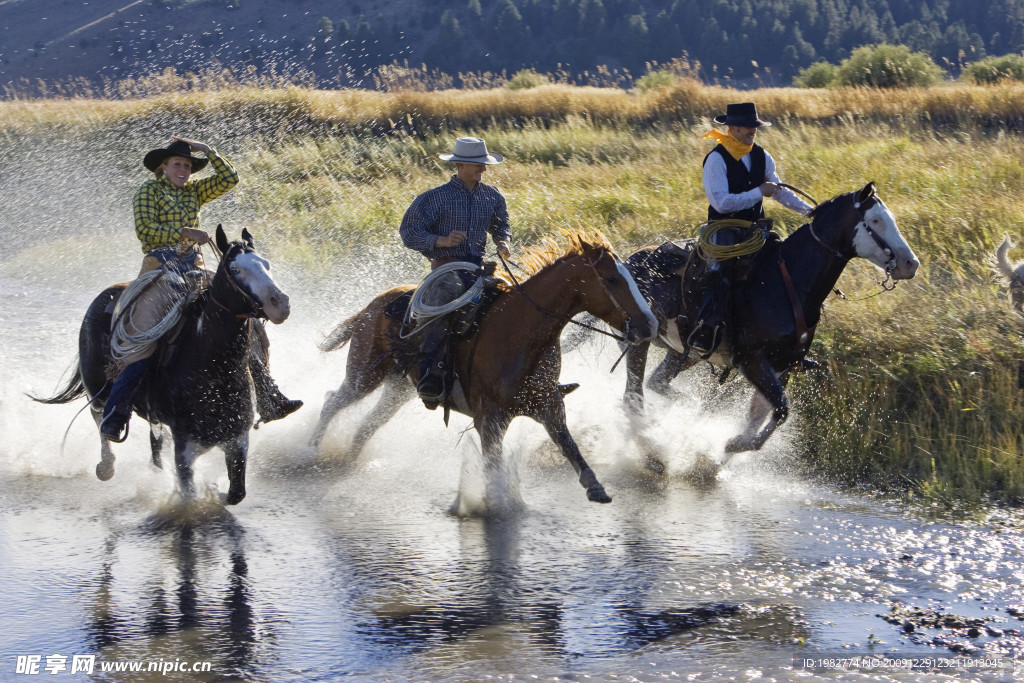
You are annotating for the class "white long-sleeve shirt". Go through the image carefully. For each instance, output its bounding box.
[703,148,813,217]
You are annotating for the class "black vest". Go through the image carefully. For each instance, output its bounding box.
[703,144,767,222]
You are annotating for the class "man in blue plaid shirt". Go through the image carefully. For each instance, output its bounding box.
[400,137,512,407]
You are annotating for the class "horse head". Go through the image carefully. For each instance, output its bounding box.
[845,183,919,281]
[214,225,291,324]
[572,234,657,343]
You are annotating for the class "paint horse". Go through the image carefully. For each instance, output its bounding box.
[620,183,919,456]
[310,231,657,505]
[33,227,291,504]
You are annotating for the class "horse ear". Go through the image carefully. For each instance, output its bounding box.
[241,227,254,248]
[215,224,228,254]
[858,182,876,202]
[578,238,600,264]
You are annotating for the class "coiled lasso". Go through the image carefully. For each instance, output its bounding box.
[108,269,198,374]
[696,219,767,263]
[402,261,484,336]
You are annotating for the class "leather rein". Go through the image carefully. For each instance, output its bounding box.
[496,250,632,344]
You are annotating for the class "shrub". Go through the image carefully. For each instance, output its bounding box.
[634,68,677,92]
[835,44,944,88]
[961,54,1024,84]
[793,61,838,88]
[506,68,549,90]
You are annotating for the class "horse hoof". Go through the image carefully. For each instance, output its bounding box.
[724,439,746,454]
[587,485,612,504]
[224,488,246,505]
[95,457,115,481]
[643,455,666,475]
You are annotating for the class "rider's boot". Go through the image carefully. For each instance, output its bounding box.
[251,356,303,425]
[416,319,450,410]
[687,268,729,355]
[100,357,152,444]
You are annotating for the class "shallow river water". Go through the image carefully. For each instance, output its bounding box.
[3,140,1024,682]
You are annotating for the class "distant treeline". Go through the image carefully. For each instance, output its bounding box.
[16,0,1024,93]
[295,0,1024,84]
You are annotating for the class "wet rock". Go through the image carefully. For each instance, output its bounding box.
[948,641,980,655]
[881,600,1003,653]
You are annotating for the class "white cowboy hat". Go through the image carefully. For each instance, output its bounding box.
[438,137,503,164]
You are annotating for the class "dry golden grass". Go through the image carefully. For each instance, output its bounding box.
[9,79,1024,135]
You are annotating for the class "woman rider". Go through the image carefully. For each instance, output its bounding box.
[99,137,301,442]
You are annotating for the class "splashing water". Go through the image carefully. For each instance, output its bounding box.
[4,135,1024,681]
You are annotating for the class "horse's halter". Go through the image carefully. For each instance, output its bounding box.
[808,192,900,291]
[852,195,900,290]
[583,249,637,330]
[496,249,632,344]
[208,243,268,319]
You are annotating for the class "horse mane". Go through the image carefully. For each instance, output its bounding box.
[806,190,853,226]
[515,228,614,277]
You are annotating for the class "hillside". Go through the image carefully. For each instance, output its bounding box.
[2,0,1023,94]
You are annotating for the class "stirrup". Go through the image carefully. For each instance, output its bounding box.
[687,320,721,355]
[417,373,445,411]
[100,414,130,443]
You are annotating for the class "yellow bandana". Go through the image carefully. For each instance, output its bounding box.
[702,129,753,161]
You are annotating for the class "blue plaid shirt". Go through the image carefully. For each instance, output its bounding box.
[399,175,510,265]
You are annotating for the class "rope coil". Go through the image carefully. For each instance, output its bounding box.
[108,259,206,375]
[697,219,766,262]
[400,261,485,339]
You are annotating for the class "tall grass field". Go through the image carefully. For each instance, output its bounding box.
[5,78,1024,504]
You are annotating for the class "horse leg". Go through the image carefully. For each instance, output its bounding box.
[474,410,514,508]
[727,359,789,453]
[309,367,389,452]
[150,423,165,470]
[350,375,415,457]
[647,348,688,395]
[222,435,248,505]
[89,404,117,481]
[623,341,649,415]
[173,438,206,501]
[536,399,612,503]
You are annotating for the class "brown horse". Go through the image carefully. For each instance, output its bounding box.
[310,231,657,506]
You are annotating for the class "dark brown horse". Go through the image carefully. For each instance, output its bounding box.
[32,227,291,504]
[309,231,657,506]
[617,183,919,457]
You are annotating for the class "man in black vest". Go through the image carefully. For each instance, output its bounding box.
[689,102,813,354]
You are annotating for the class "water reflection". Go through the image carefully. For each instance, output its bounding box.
[84,505,278,680]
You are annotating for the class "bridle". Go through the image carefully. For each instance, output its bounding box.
[802,188,900,291]
[852,195,899,290]
[205,242,267,319]
[497,249,636,344]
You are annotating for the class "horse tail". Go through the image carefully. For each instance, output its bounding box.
[27,359,88,404]
[320,314,359,352]
[995,236,1015,280]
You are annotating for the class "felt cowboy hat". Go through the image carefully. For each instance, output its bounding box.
[143,139,209,173]
[714,102,772,128]
[438,137,503,164]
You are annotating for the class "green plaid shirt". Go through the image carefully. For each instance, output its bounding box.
[132,149,239,253]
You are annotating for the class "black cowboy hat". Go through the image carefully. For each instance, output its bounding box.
[143,140,208,173]
[714,102,772,128]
